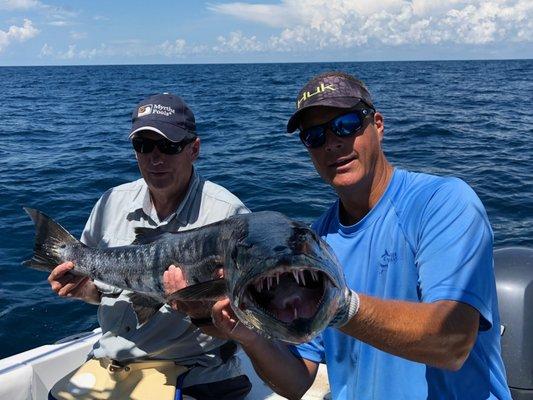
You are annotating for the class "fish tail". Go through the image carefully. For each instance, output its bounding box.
[22,207,79,272]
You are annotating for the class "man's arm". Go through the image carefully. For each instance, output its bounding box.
[338,295,479,371]
[212,299,319,400]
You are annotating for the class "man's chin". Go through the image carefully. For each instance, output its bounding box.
[330,173,364,190]
[145,177,173,191]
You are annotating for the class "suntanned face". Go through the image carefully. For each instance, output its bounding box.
[299,106,385,193]
[133,130,200,200]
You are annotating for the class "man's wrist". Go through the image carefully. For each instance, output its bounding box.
[346,290,360,323]
[87,284,102,305]
[329,289,360,328]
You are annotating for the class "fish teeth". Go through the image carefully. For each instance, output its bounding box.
[292,270,299,284]
[276,273,280,286]
[300,270,306,285]
[311,270,318,281]
[294,307,298,319]
[267,276,272,291]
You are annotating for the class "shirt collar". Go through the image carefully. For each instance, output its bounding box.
[128,167,200,226]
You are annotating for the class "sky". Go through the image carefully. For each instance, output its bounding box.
[0,0,532,66]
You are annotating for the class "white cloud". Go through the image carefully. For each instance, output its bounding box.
[213,31,263,52]
[0,19,39,52]
[48,20,69,27]
[0,0,78,25]
[158,39,187,56]
[0,0,42,10]
[59,43,76,59]
[39,42,52,57]
[77,47,98,59]
[49,38,192,61]
[211,0,533,50]
[70,31,87,40]
[209,2,297,28]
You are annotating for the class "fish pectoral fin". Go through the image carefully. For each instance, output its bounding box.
[168,279,228,302]
[132,226,174,245]
[127,293,164,325]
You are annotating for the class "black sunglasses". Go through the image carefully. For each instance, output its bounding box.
[132,137,193,155]
[299,106,375,149]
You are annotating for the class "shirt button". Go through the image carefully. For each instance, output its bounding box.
[125,326,131,332]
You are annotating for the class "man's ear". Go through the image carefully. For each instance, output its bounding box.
[373,112,384,141]
[189,137,200,161]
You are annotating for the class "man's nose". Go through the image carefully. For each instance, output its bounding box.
[323,130,343,152]
[150,148,164,164]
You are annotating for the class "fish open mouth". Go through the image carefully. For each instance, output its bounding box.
[243,267,328,324]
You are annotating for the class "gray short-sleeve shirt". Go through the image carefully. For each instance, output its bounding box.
[80,169,250,387]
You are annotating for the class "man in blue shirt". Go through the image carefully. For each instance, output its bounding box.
[206,71,511,399]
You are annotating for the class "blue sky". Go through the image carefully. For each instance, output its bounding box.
[1,0,531,66]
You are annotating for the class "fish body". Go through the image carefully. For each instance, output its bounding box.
[24,207,347,343]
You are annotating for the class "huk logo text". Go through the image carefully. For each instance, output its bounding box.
[297,83,336,109]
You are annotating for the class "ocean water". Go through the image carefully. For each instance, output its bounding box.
[0,60,531,359]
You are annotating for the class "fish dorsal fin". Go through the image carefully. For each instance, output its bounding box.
[127,293,164,326]
[167,279,228,302]
[132,226,173,245]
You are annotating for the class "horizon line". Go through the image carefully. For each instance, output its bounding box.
[1,57,532,68]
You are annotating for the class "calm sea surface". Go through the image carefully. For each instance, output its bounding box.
[0,60,531,359]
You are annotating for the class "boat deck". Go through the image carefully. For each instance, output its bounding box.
[0,329,330,400]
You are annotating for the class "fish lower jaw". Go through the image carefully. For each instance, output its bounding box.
[237,301,325,344]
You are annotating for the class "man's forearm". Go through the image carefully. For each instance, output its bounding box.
[339,294,479,370]
[240,335,316,400]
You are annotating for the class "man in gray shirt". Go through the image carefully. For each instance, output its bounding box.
[47,93,251,399]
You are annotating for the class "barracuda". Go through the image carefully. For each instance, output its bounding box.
[23,207,347,344]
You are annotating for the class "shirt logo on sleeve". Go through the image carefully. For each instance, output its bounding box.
[379,250,397,274]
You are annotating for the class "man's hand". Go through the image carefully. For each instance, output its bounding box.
[47,262,101,304]
[163,265,219,319]
[163,265,257,340]
[211,298,258,343]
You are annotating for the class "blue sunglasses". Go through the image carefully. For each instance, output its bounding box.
[299,107,375,149]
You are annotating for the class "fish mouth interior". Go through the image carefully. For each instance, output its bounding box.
[243,267,328,324]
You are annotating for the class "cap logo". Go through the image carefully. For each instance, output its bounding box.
[137,103,176,118]
[151,103,176,117]
[137,105,153,117]
[297,82,336,109]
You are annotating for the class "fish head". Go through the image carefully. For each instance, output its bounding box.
[226,211,346,344]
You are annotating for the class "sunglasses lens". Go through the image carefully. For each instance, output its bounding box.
[331,113,363,136]
[158,141,184,155]
[132,137,188,155]
[300,126,326,148]
[132,138,155,153]
[299,109,371,149]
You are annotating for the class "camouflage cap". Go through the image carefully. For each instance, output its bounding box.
[286,73,374,133]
